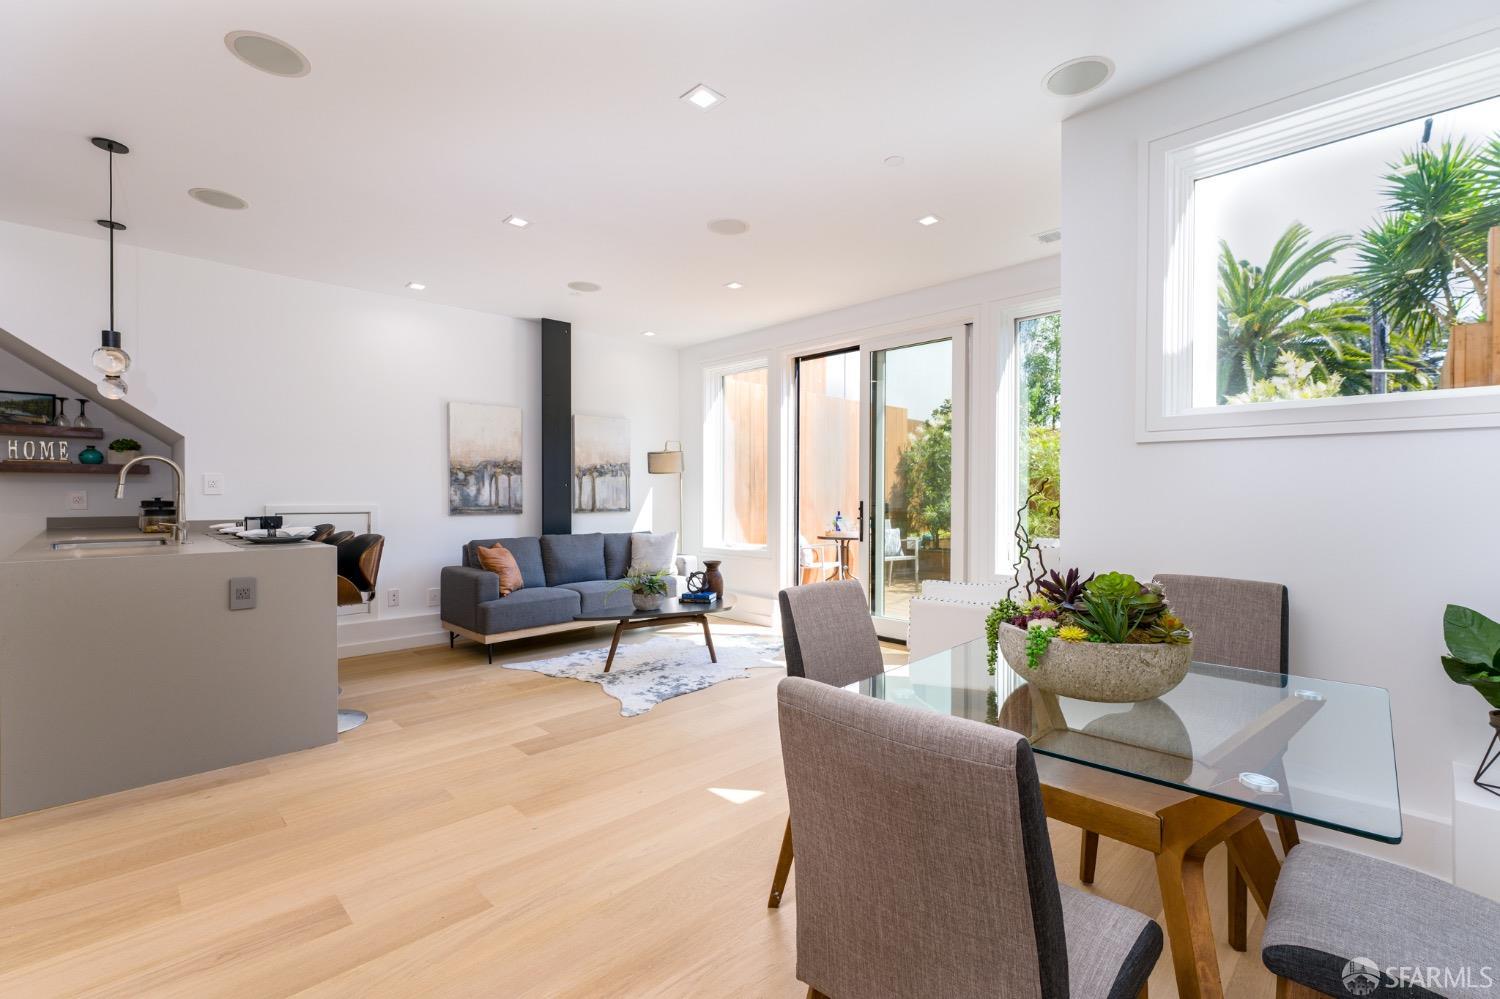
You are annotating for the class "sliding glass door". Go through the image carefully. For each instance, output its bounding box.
[858,327,965,638]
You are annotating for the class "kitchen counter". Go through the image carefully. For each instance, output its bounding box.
[2,521,326,563]
[0,519,337,817]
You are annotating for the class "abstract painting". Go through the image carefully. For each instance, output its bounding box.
[573,414,630,512]
[448,402,523,515]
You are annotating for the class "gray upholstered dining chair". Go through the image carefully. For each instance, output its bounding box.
[779,676,1163,999]
[1075,574,1290,952]
[767,580,887,908]
[1262,843,1499,998]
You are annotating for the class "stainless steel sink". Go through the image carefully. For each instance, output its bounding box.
[51,537,173,551]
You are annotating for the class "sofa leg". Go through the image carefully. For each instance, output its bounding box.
[487,643,494,665]
[449,631,455,649]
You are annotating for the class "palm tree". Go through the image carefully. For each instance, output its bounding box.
[1216,223,1369,401]
[1355,138,1500,357]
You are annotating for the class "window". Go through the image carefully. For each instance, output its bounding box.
[1017,312,1061,540]
[705,363,768,550]
[1143,48,1500,440]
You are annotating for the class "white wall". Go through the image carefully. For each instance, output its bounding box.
[677,257,1061,624]
[0,347,174,556]
[1062,0,1500,875]
[0,219,679,652]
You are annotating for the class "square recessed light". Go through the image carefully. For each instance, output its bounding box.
[503,215,530,228]
[724,281,744,290]
[405,282,426,291]
[681,84,725,110]
[916,214,942,227]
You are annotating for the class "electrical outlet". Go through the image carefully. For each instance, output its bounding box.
[203,473,224,495]
[427,587,440,607]
[388,588,400,608]
[65,490,88,511]
[229,577,257,611]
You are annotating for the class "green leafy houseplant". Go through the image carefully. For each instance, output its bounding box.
[1441,604,1500,710]
[108,438,141,453]
[613,569,669,596]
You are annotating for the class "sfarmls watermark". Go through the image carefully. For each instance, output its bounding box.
[1342,958,1495,994]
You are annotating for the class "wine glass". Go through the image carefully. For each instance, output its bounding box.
[52,398,72,428]
[73,398,92,429]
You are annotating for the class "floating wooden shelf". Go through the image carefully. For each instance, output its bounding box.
[0,423,105,440]
[0,461,148,475]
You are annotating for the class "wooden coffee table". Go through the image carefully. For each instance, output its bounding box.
[576,598,736,672]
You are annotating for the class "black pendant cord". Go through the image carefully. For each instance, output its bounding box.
[107,148,114,335]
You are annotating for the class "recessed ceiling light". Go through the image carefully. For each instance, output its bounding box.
[224,31,311,78]
[916,214,942,226]
[1035,228,1062,244]
[883,155,905,167]
[568,281,601,293]
[641,330,656,337]
[1043,56,1114,97]
[707,218,749,236]
[680,84,725,110]
[724,281,744,290]
[503,215,530,228]
[188,188,249,210]
[406,282,426,291]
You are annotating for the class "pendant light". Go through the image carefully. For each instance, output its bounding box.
[89,136,131,399]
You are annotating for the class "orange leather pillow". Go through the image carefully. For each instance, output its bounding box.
[475,543,525,596]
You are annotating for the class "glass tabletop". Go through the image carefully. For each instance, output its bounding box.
[847,637,1402,843]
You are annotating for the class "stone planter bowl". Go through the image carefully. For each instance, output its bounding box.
[631,591,665,612]
[998,623,1192,702]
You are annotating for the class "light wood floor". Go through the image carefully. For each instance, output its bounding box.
[0,623,1276,997]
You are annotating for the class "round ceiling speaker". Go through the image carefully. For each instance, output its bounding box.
[707,219,749,236]
[1043,57,1114,97]
[567,281,602,293]
[225,31,311,78]
[188,188,249,210]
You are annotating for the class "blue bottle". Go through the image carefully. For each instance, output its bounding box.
[833,510,844,533]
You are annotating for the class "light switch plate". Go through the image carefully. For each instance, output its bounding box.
[203,473,225,495]
[66,490,88,511]
[229,576,257,610]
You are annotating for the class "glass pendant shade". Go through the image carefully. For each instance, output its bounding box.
[92,330,130,376]
[98,375,128,400]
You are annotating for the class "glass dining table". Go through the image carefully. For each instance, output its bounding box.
[845,636,1402,999]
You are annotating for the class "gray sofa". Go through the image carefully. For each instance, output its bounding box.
[440,532,689,661]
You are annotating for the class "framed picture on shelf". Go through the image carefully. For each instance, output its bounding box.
[0,390,57,426]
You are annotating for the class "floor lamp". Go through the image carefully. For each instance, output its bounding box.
[647,441,685,540]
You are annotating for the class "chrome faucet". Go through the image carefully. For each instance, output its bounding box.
[114,455,190,545]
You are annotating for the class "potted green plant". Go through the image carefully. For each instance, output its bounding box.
[614,569,670,611]
[994,568,1193,702]
[1440,604,1500,796]
[107,437,142,466]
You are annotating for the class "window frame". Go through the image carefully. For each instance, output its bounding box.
[702,357,772,557]
[1139,45,1500,442]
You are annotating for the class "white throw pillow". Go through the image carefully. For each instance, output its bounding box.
[630,531,678,574]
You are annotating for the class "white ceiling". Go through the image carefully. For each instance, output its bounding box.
[0,0,1365,346]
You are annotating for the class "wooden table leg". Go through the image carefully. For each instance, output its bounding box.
[603,622,625,673]
[1227,819,1282,918]
[1155,799,1265,999]
[699,614,717,662]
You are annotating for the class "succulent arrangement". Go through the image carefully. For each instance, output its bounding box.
[108,437,141,452]
[613,569,670,596]
[988,568,1191,673]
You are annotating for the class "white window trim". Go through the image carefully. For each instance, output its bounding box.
[983,294,1061,578]
[702,357,771,557]
[1139,42,1500,442]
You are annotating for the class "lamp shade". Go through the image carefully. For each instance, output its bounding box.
[647,448,684,474]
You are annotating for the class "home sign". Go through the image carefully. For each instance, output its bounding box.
[5,437,71,462]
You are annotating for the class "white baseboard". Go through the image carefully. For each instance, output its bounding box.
[1296,805,1453,881]
[337,610,449,657]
